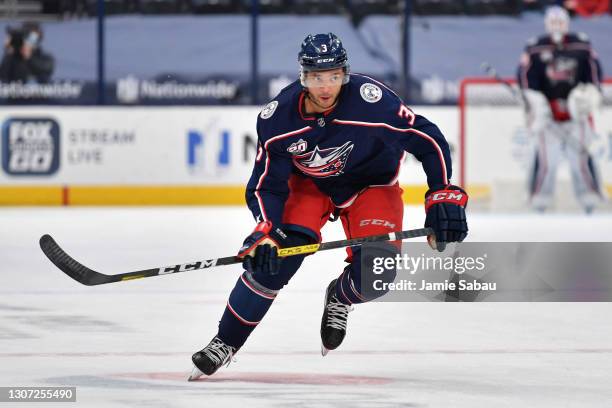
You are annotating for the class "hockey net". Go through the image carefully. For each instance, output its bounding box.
[458,77,612,212]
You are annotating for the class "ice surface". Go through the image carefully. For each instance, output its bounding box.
[1,207,611,407]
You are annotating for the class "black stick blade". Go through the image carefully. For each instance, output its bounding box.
[39,235,110,286]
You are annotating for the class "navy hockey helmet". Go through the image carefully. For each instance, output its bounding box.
[298,33,350,86]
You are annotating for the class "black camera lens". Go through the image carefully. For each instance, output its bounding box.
[8,29,25,50]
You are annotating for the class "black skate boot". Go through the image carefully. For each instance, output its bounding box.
[320,279,354,356]
[188,336,237,380]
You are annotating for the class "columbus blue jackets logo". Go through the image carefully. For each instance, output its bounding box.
[292,141,354,178]
[546,57,577,83]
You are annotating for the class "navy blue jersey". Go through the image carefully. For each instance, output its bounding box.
[518,32,603,102]
[246,73,452,226]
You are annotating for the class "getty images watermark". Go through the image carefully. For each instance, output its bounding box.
[360,242,612,302]
[371,251,491,292]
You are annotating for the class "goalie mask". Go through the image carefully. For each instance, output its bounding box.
[545,6,570,44]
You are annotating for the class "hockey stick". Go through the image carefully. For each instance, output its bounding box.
[39,228,433,286]
[481,61,530,112]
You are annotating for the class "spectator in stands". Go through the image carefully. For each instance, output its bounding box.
[564,0,610,16]
[21,22,55,84]
[0,27,31,83]
[521,0,566,12]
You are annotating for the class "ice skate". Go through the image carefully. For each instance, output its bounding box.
[320,279,353,356]
[188,336,236,380]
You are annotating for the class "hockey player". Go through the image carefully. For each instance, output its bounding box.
[517,6,605,212]
[189,33,468,379]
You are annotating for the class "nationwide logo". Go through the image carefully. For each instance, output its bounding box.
[0,81,83,99]
[1,118,60,175]
[116,75,140,103]
[116,76,239,103]
[292,141,353,178]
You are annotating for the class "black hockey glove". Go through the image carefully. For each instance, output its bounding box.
[238,221,288,276]
[424,184,468,252]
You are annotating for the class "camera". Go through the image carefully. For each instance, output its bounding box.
[6,27,26,51]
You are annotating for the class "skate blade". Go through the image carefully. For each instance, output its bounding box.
[188,365,204,381]
[321,344,330,357]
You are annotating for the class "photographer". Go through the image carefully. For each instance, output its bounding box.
[0,27,31,83]
[0,22,55,84]
[21,21,55,84]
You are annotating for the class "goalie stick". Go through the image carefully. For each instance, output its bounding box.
[39,228,433,286]
[481,61,530,112]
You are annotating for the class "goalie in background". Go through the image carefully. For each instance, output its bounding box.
[517,5,606,213]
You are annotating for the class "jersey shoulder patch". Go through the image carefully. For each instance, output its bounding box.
[576,32,590,42]
[260,80,301,121]
[341,74,406,125]
[257,84,306,147]
[349,73,399,105]
[525,36,553,54]
[260,100,278,119]
[359,82,383,103]
[526,36,538,47]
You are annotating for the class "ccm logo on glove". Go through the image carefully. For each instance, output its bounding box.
[424,185,469,252]
[425,190,468,211]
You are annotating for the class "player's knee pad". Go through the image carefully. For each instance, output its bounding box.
[249,230,316,291]
[336,243,399,304]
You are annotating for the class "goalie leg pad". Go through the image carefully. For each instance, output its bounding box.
[567,151,605,211]
[529,131,562,210]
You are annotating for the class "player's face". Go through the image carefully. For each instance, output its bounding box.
[304,68,344,111]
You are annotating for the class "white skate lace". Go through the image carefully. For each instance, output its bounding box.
[204,337,237,368]
[326,296,354,331]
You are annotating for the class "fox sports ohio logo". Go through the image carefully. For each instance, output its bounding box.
[1,118,60,176]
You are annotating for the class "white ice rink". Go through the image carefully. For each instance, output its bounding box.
[1,206,612,407]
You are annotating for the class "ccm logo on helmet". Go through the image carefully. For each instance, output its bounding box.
[359,219,396,229]
[316,58,335,63]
